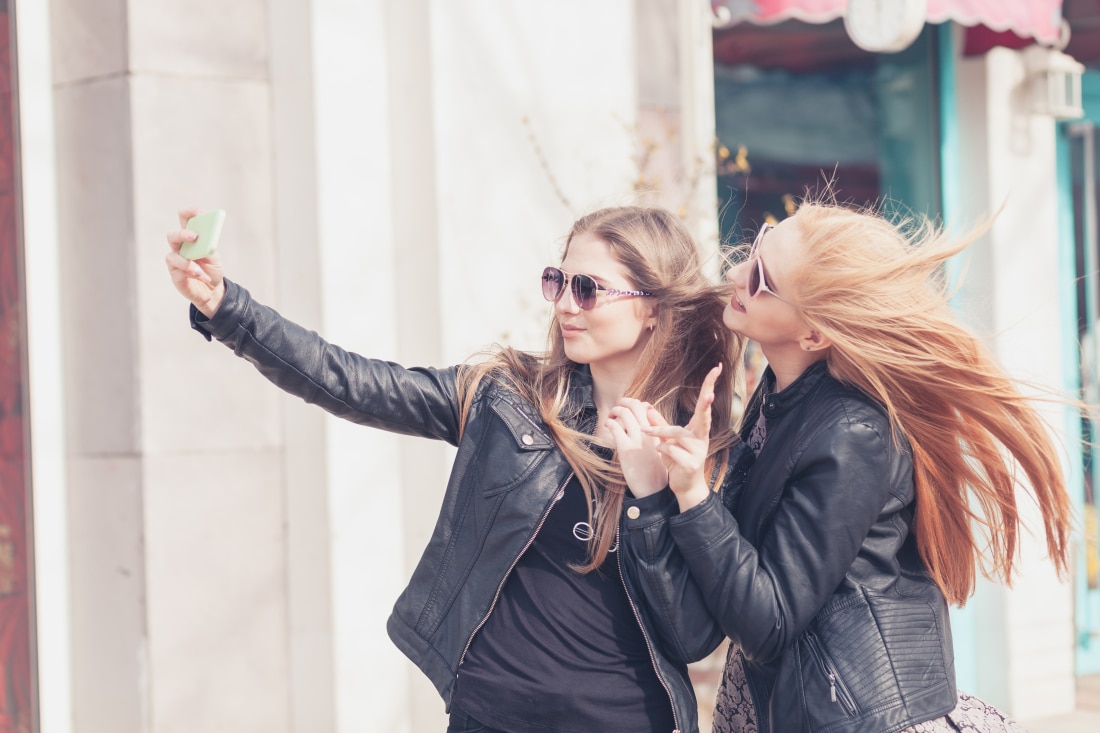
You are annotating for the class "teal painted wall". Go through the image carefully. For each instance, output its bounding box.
[937,22,979,695]
[1058,68,1100,676]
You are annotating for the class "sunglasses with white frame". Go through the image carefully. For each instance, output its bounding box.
[746,223,791,304]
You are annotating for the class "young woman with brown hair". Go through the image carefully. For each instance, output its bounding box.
[611,200,1075,732]
[166,204,740,732]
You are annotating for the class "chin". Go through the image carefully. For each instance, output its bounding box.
[561,343,590,365]
[722,306,739,331]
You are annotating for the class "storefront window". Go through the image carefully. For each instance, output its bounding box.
[1065,0,1100,71]
[713,19,941,244]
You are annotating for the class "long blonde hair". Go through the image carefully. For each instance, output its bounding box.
[786,201,1073,605]
[459,206,743,572]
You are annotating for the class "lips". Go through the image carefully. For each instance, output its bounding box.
[561,324,584,337]
[730,293,747,313]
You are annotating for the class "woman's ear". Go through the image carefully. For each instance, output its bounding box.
[799,330,832,352]
[645,303,659,332]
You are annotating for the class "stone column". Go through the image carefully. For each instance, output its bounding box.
[51,0,292,730]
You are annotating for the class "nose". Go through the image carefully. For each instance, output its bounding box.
[554,281,581,315]
[727,260,749,287]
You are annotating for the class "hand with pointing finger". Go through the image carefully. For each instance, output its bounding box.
[642,363,723,512]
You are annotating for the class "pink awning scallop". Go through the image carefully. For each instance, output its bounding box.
[715,0,1065,46]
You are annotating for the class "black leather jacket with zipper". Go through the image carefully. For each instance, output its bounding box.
[621,360,958,733]
[190,280,719,733]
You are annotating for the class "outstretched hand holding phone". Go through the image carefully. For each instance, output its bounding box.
[165,207,227,318]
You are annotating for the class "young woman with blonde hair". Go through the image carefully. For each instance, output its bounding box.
[166,204,740,732]
[610,199,1075,732]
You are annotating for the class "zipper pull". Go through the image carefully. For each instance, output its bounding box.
[829,673,837,703]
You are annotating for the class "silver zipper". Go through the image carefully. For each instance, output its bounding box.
[616,524,681,733]
[461,402,590,666]
[457,409,684,728]
[805,631,857,715]
[457,479,568,667]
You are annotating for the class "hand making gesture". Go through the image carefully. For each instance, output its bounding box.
[607,363,722,510]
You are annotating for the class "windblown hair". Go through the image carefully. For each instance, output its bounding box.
[458,206,743,572]
[787,200,1073,605]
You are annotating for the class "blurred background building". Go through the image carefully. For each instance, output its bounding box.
[1,0,1100,731]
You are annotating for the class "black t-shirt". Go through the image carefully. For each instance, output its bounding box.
[452,477,676,732]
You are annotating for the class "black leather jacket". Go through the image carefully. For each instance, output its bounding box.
[191,280,715,733]
[621,361,958,733]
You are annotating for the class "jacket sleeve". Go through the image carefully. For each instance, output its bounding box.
[618,488,727,664]
[668,419,905,665]
[191,279,464,444]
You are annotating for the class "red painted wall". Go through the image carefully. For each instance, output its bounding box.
[0,5,35,731]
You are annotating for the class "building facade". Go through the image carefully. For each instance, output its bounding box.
[1,0,1096,731]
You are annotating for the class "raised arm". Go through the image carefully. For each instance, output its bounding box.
[667,420,904,663]
[611,364,729,662]
[165,208,465,444]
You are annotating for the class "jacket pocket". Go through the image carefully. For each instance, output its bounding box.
[775,590,902,732]
[802,629,859,718]
[467,396,555,496]
[866,587,950,699]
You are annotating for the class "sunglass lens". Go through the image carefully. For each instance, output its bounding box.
[747,258,761,297]
[542,267,565,302]
[746,226,770,298]
[571,273,598,310]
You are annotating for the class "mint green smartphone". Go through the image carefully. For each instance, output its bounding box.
[180,209,226,260]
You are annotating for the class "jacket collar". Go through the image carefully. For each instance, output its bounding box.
[566,363,594,407]
[566,364,600,431]
[756,359,830,422]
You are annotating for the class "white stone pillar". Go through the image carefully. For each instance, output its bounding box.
[635,0,721,266]
[52,0,293,729]
[16,1,72,731]
[269,1,335,731]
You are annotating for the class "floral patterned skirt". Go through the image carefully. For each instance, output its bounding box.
[713,645,1029,733]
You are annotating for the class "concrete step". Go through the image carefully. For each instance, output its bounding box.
[1078,673,1100,712]
[1020,674,1100,732]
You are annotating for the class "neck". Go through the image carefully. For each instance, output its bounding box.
[590,370,634,415]
[588,364,638,443]
[760,344,827,392]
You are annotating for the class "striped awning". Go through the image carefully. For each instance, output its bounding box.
[713,0,1065,46]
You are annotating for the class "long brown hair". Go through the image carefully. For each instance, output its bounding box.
[459,206,743,572]
[786,200,1073,605]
